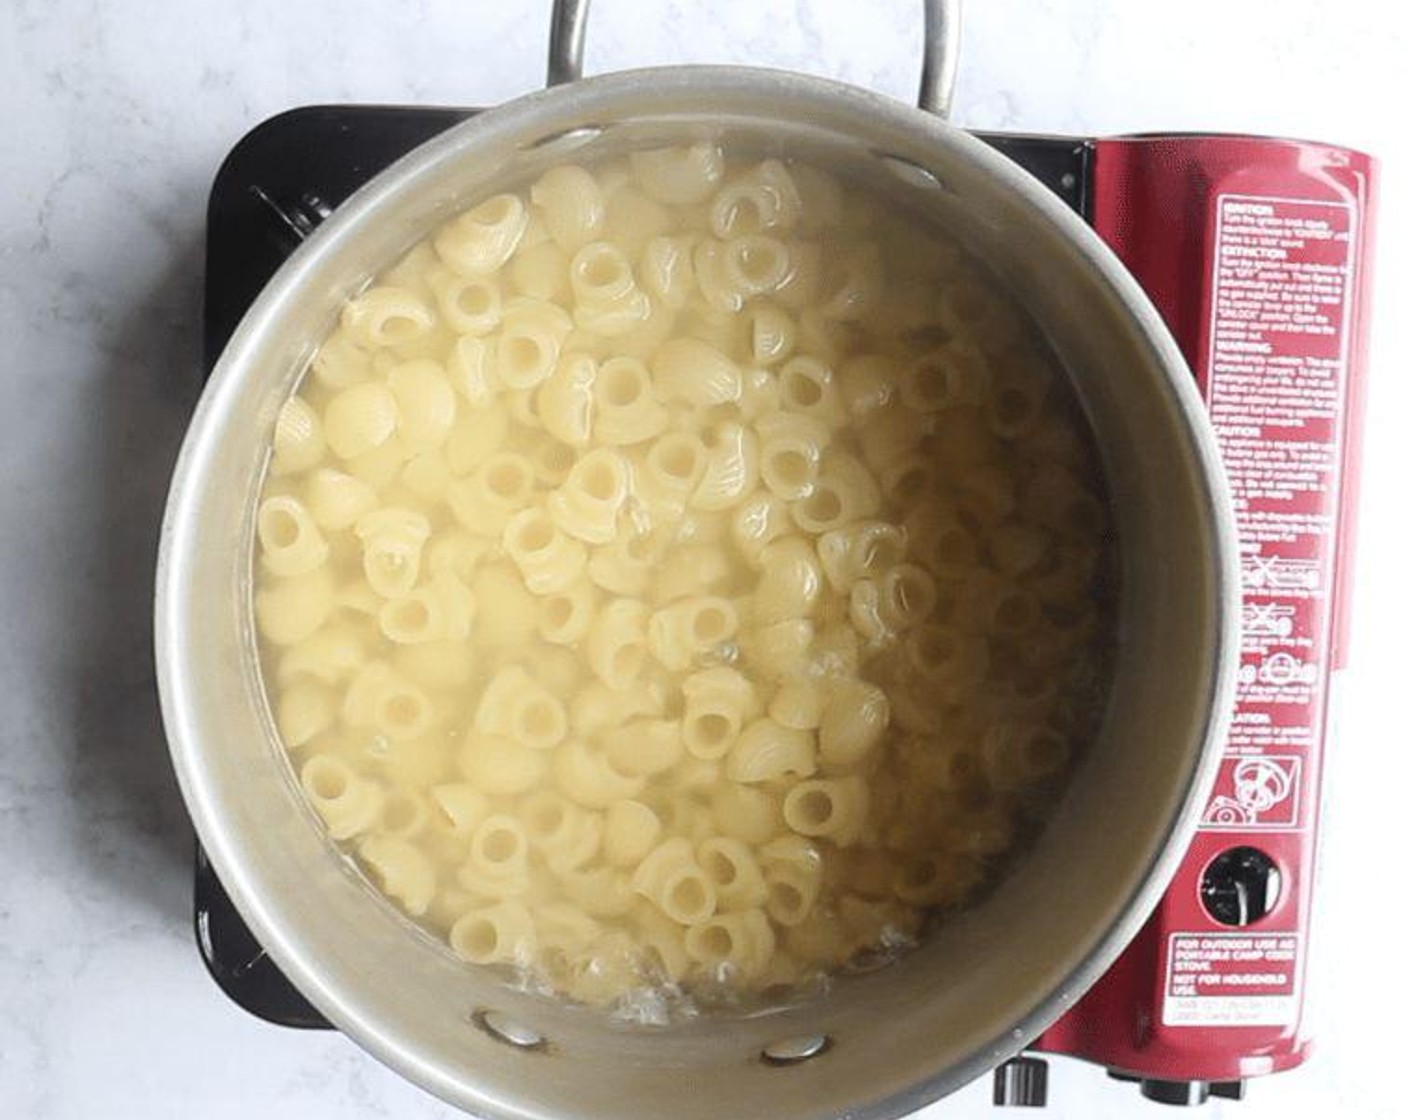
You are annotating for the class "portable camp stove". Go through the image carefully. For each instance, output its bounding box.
[196,104,1377,1105]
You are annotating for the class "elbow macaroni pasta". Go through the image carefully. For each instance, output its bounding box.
[254,144,1113,1011]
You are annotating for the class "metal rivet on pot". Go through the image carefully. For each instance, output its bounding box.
[523,124,605,154]
[876,152,947,193]
[761,1034,831,1066]
[472,1008,547,1051]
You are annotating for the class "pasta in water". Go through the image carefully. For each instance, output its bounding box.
[253,145,1113,1012]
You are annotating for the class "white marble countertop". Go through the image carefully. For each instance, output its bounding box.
[3,1,1406,1117]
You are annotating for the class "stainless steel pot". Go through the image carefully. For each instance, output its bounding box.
[156,2,1238,1116]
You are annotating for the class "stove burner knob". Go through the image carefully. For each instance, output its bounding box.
[1200,846,1281,926]
[1140,1079,1211,1106]
[992,1055,1049,1107]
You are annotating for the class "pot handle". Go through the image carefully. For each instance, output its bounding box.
[547,0,962,119]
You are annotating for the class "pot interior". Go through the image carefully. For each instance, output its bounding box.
[159,68,1230,1120]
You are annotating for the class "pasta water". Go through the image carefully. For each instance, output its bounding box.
[250,143,1113,1009]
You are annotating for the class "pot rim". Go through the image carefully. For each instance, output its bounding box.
[157,63,1239,1118]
